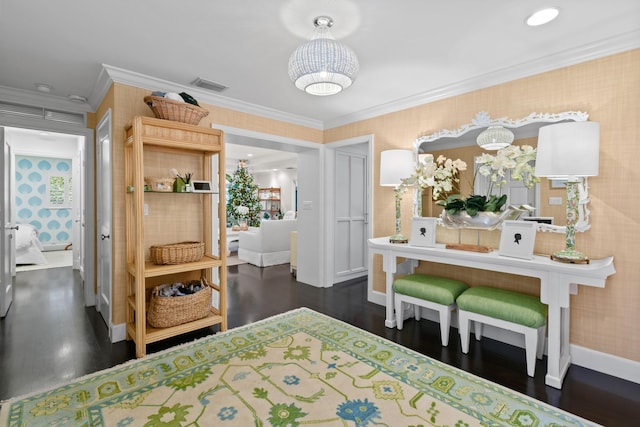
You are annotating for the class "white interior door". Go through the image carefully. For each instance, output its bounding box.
[1,128,15,317]
[334,150,367,282]
[96,111,112,331]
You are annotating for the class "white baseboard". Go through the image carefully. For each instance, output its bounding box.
[111,323,127,343]
[571,344,640,384]
[367,293,640,385]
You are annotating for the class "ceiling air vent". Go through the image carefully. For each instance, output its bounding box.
[191,77,228,93]
[44,109,85,125]
[0,101,43,118]
[0,101,85,126]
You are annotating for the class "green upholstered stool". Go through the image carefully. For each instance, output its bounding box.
[456,286,548,377]
[393,274,469,346]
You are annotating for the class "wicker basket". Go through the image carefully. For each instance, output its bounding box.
[144,177,175,192]
[144,96,209,125]
[149,241,205,265]
[147,278,212,328]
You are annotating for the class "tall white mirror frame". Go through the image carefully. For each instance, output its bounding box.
[413,111,591,234]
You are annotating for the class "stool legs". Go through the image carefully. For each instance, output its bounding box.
[394,294,455,346]
[524,328,538,377]
[458,310,471,353]
[438,306,453,346]
[395,298,405,330]
[458,309,546,377]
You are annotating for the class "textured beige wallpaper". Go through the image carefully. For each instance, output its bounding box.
[326,49,640,362]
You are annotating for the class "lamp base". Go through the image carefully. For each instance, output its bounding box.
[550,249,590,264]
[389,233,408,244]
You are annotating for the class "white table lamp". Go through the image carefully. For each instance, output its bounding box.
[535,121,600,263]
[380,149,414,243]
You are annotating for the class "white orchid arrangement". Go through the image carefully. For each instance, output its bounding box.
[402,145,539,216]
[475,144,539,192]
[440,145,539,215]
[402,154,467,201]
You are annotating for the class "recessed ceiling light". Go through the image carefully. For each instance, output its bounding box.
[68,94,88,103]
[527,7,559,26]
[35,83,53,93]
[247,153,253,157]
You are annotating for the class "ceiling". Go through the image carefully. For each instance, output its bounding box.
[0,1,638,130]
[225,142,298,173]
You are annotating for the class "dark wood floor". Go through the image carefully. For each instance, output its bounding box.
[1,263,638,425]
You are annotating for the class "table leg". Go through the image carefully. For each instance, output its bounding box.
[542,276,572,389]
[382,250,397,328]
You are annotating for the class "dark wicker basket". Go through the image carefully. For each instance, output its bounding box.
[147,278,212,328]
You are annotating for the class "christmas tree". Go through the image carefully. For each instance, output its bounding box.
[226,162,261,227]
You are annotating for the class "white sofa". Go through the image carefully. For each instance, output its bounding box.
[238,219,297,267]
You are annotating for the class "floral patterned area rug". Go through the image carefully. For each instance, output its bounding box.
[0,308,597,427]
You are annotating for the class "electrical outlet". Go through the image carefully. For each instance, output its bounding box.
[144,204,149,216]
[549,197,563,206]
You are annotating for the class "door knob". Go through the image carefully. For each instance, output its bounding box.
[100,234,110,240]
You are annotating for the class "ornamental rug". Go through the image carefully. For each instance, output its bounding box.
[0,308,597,427]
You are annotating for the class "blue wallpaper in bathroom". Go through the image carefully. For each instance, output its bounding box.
[15,155,72,247]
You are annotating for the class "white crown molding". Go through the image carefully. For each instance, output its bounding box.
[74,29,640,131]
[324,29,640,130]
[97,64,324,130]
[0,85,92,114]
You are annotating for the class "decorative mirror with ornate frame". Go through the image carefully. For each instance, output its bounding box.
[413,111,591,234]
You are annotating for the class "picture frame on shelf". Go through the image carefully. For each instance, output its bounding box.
[409,217,437,247]
[499,220,537,259]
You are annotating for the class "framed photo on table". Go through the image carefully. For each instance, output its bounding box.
[409,217,437,247]
[499,220,537,259]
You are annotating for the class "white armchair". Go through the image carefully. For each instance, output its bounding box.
[238,219,298,267]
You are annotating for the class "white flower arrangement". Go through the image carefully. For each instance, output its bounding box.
[236,205,249,217]
[402,145,539,216]
[475,144,538,191]
[402,155,467,201]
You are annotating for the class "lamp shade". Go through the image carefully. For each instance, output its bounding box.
[380,149,414,186]
[535,121,600,178]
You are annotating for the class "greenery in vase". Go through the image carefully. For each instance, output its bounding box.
[405,145,539,216]
[226,164,261,227]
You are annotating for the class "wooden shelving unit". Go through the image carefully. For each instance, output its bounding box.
[258,187,280,219]
[124,116,226,358]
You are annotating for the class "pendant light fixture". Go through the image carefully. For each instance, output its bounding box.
[288,16,359,96]
[476,126,515,150]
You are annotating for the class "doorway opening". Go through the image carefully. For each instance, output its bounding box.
[0,118,95,310]
[8,128,83,274]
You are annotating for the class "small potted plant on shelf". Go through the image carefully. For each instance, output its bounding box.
[170,168,193,192]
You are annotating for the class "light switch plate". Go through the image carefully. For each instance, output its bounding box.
[549,197,562,206]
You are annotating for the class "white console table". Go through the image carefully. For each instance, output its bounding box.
[368,237,615,389]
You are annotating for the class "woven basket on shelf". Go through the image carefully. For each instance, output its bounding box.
[144,177,175,192]
[144,96,209,125]
[147,278,212,328]
[149,241,205,265]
